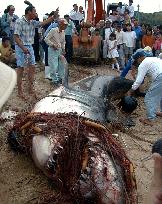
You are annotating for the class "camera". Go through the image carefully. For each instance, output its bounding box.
[12,18,16,22]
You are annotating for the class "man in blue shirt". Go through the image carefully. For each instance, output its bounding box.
[64,14,77,63]
[44,22,58,37]
[132,19,143,50]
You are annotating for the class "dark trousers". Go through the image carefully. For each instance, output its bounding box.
[72,20,80,33]
[41,39,49,66]
[65,35,73,63]
[32,41,40,62]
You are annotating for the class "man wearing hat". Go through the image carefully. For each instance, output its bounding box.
[128,50,162,125]
[44,18,68,85]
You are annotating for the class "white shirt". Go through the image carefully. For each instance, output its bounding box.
[90,26,95,34]
[105,27,114,40]
[76,11,84,22]
[117,6,125,15]
[123,31,136,47]
[115,30,124,45]
[128,5,134,18]
[44,27,65,50]
[132,57,162,90]
[117,6,125,21]
[69,10,77,20]
[69,10,84,22]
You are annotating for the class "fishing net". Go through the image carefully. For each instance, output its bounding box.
[8,112,137,204]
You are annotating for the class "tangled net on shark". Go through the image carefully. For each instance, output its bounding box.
[8,112,137,204]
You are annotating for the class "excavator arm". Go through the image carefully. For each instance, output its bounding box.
[86,0,104,24]
[95,0,104,23]
[86,0,95,23]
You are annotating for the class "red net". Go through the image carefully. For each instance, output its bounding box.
[10,112,137,204]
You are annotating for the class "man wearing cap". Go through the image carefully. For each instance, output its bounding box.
[44,18,68,85]
[128,50,162,125]
[14,4,57,99]
[43,20,58,80]
[120,47,153,78]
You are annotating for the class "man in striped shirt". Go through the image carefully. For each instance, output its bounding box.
[14,5,56,99]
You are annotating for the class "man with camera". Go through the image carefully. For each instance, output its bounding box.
[1,5,19,49]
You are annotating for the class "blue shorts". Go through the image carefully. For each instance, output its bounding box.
[15,45,35,67]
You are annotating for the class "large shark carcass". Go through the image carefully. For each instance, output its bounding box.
[8,60,138,203]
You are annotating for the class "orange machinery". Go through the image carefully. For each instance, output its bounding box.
[86,0,105,24]
[72,0,105,63]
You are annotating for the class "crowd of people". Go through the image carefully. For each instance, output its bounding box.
[0,1,161,71]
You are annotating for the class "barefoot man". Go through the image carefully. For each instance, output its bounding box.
[127,50,162,126]
[14,4,59,99]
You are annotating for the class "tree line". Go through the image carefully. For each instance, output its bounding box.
[135,11,162,26]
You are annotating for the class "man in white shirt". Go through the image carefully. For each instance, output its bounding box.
[128,0,134,18]
[77,6,85,23]
[117,2,125,22]
[69,4,82,33]
[69,4,78,21]
[128,50,162,126]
